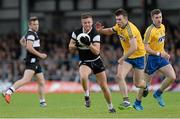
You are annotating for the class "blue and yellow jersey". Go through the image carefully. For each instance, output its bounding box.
[144,24,165,53]
[113,21,146,59]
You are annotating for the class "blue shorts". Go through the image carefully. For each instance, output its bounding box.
[125,56,144,69]
[145,55,169,75]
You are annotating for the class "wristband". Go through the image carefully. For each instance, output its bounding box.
[156,52,160,56]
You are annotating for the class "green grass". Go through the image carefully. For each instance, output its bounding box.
[0,92,180,118]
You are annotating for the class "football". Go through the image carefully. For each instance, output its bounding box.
[76,33,90,46]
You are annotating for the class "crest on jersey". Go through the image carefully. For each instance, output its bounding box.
[158,36,165,42]
[118,35,126,41]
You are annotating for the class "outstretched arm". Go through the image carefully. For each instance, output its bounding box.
[95,21,115,35]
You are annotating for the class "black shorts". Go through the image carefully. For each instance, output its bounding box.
[25,62,42,74]
[79,58,105,74]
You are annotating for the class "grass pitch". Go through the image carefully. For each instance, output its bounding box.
[0,92,180,118]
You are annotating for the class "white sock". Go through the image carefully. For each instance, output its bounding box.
[124,100,130,104]
[40,99,46,103]
[6,87,15,95]
[84,90,89,97]
[108,103,114,109]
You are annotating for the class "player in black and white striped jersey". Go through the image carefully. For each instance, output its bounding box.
[3,16,47,107]
[69,12,116,113]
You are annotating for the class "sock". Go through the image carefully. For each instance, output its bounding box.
[85,96,90,101]
[156,89,163,96]
[123,97,130,102]
[144,85,148,90]
[84,90,89,97]
[107,103,114,110]
[6,87,15,95]
[40,99,46,103]
[135,99,141,105]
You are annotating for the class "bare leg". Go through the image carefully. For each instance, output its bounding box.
[79,65,91,96]
[116,62,132,102]
[6,70,35,94]
[159,64,176,92]
[133,68,146,89]
[79,65,92,107]
[35,72,46,106]
[96,71,115,112]
[4,70,34,104]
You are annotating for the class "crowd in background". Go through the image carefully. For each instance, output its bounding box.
[0,19,180,87]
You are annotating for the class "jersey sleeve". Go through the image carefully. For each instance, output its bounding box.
[71,32,77,41]
[25,32,35,41]
[126,24,135,39]
[144,26,153,44]
[112,24,119,33]
[92,35,100,43]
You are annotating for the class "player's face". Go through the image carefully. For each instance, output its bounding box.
[116,15,128,28]
[152,13,162,27]
[81,17,93,32]
[29,20,39,32]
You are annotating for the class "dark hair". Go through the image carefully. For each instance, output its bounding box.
[81,12,92,19]
[151,9,161,17]
[114,8,128,17]
[28,16,38,24]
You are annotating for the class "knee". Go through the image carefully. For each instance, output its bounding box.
[80,74,89,80]
[38,79,45,86]
[116,73,124,81]
[135,83,141,88]
[21,77,31,84]
[170,74,176,82]
[134,81,145,88]
[100,83,108,92]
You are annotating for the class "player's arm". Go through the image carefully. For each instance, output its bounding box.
[20,37,26,47]
[89,42,100,55]
[123,37,137,59]
[144,28,162,56]
[144,43,159,55]
[145,43,170,59]
[69,38,77,53]
[95,22,115,35]
[26,40,47,59]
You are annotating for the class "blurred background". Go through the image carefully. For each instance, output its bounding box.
[0,0,180,93]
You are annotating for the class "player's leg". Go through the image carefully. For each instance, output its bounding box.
[95,71,116,113]
[132,56,147,89]
[133,69,147,88]
[133,73,152,110]
[116,62,132,110]
[159,64,176,91]
[35,72,47,107]
[3,70,35,103]
[79,64,91,107]
[153,64,176,107]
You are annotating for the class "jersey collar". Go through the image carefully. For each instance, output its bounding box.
[83,27,92,34]
[152,23,161,28]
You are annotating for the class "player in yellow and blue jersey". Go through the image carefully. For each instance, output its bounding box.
[96,8,148,110]
[133,9,176,111]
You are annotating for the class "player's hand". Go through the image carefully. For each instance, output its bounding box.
[40,53,47,59]
[118,57,125,65]
[95,21,104,32]
[75,40,81,47]
[20,37,26,47]
[80,36,91,46]
[161,52,170,60]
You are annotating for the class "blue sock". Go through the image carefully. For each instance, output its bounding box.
[135,99,141,105]
[156,89,163,96]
